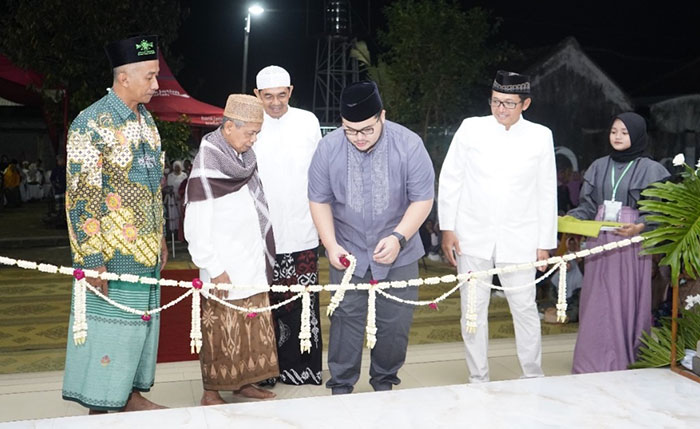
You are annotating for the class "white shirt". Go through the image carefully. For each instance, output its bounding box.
[438,115,557,263]
[166,171,187,193]
[184,182,267,300]
[255,106,321,254]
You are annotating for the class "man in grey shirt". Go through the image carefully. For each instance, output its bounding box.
[308,81,434,394]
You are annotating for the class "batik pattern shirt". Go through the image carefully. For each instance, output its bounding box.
[66,89,164,274]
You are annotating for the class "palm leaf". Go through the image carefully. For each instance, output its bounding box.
[679,307,700,349]
[629,324,679,369]
[350,41,372,67]
[629,305,700,369]
[640,202,696,222]
[639,175,700,284]
[643,181,700,206]
[642,228,687,248]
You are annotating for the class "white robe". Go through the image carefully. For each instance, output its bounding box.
[254,107,321,254]
[438,115,557,262]
[166,171,188,193]
[184,180,267,301]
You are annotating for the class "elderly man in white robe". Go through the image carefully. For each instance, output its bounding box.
[184,94,279,405]
[438,70,557,383]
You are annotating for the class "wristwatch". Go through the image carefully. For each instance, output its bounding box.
[391,231,406,250]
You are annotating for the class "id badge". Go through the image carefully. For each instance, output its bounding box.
[603,200,622,222]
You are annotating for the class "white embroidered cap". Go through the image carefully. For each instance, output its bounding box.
[256,65,291,89]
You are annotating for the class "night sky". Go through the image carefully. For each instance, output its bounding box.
[174,0,700,111]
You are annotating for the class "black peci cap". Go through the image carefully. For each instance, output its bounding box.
[492,70,530,95]
[105,35,159,69]
[340,81,383,122]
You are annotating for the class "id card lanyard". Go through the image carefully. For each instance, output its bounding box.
[610,160,635,201]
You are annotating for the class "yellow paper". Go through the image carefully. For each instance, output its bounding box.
[557,216,625,238]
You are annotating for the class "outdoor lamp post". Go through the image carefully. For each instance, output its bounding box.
[242,4,264,93]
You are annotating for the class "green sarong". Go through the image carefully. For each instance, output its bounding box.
[62,273,160,411]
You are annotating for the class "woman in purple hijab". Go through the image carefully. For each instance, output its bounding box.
[567,112,669,373]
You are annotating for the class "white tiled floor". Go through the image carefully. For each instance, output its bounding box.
[7,369,698,429]
[0,334,577,424]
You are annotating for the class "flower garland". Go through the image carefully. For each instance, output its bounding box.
[376,281,464,308]
[299,291,312,353]
[190,278,203,353]
[555,261,568,322]
[201,288,304,314]
[72,272,87,345]
[326,255,357,316]
[473,259,563,291]
[360,279,382,348]
[0,235,645,353]
[366,281,378,349]
[465,278,478,334]
[199,286,325,354]
[375,259,564,331]
[70,271,195,346]
[0,238,642,292]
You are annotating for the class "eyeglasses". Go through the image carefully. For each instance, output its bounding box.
[488,98,522,109]
[343,117,381,137]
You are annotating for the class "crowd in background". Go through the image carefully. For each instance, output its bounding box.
[162,158,192,242]
[0,153,197,234]
[0,154,66,224]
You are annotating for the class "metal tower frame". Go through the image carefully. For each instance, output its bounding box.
[312,1,359,126]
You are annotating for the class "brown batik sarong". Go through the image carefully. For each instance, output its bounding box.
[199,293,279,391]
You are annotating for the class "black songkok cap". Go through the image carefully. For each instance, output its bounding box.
[104,35,159,69]
[492,70,530,95]
[340,81,383,122]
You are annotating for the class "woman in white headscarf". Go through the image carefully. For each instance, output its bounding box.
[27,162,44,200]
[167,160,188,191]
[165,160,188,237]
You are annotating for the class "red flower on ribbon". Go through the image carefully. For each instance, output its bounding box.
[73,269,85,280]
[192,278,203,290]
[429,302,439,310]
[369,279,378,285]
[141,314,151,322]
[246,312,257,319]
[339,255,350,268]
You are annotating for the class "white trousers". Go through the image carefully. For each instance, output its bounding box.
[457,253,544,383]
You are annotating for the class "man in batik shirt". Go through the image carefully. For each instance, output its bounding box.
[62,35,168,413]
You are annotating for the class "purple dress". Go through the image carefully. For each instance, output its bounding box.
[572,206,651,373]
[568,156,669,373]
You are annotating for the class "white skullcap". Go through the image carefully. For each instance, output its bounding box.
[256,65,291,89]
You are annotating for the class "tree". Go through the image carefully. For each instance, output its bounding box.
[353,0,514,140]
[154,115,193,163]
[0,0,188,124]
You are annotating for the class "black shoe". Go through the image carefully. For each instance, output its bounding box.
[257,377,278,387]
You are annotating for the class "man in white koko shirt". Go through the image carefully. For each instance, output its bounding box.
[438,70,557,383]
[253,65,323,386]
